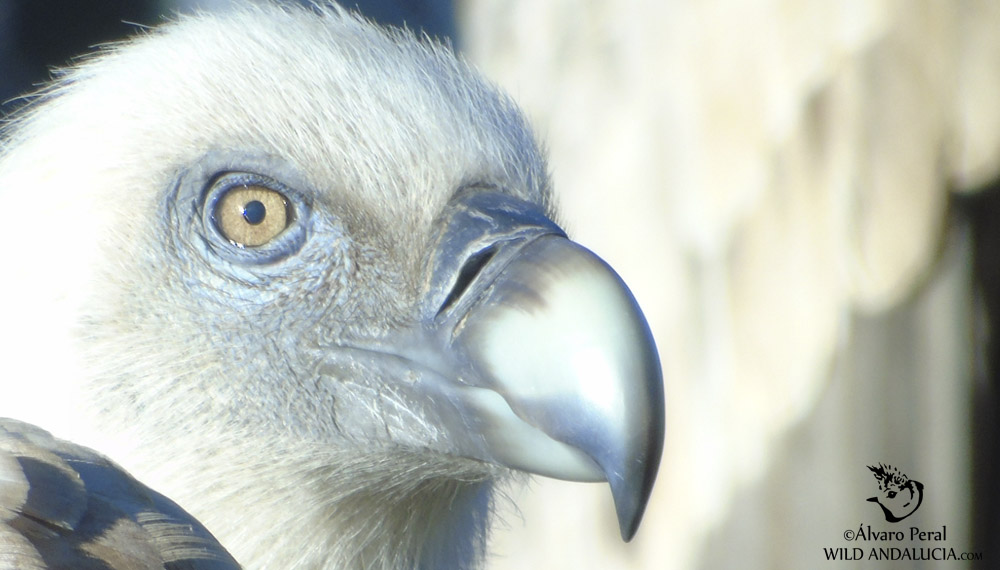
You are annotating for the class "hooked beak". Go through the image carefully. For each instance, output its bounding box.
[412,192,665,540]
[453,234,664,540]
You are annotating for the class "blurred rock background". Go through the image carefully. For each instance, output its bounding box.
[2,1,997,568]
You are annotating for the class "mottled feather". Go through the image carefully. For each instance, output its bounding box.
[0,419,240,569]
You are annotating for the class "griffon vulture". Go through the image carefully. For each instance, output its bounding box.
[0,4,663,569]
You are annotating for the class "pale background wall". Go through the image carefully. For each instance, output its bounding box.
[3,1,999,568]
[457,2,999,568]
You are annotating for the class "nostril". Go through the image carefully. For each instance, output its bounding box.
[438,246,497,316]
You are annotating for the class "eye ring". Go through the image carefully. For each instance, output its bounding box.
[201,171,310,264]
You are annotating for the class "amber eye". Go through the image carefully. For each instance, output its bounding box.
[214,185,290,247]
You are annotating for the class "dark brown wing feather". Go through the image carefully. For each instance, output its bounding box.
[0,419,241,570]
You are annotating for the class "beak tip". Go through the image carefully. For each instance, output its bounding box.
[613,323,665,542]
[610,476,652,541]
[609,446,662,542]
[617,502,643,542]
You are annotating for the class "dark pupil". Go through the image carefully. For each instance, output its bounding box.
[242,200,266,225]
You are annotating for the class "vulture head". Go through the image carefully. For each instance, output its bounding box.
[0,4,663,569]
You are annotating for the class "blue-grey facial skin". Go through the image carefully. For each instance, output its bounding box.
[422,189,567,322]
[136,150,662,539]
[153,151,447,447]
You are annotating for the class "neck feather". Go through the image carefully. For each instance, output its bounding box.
[136,440,501,570]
